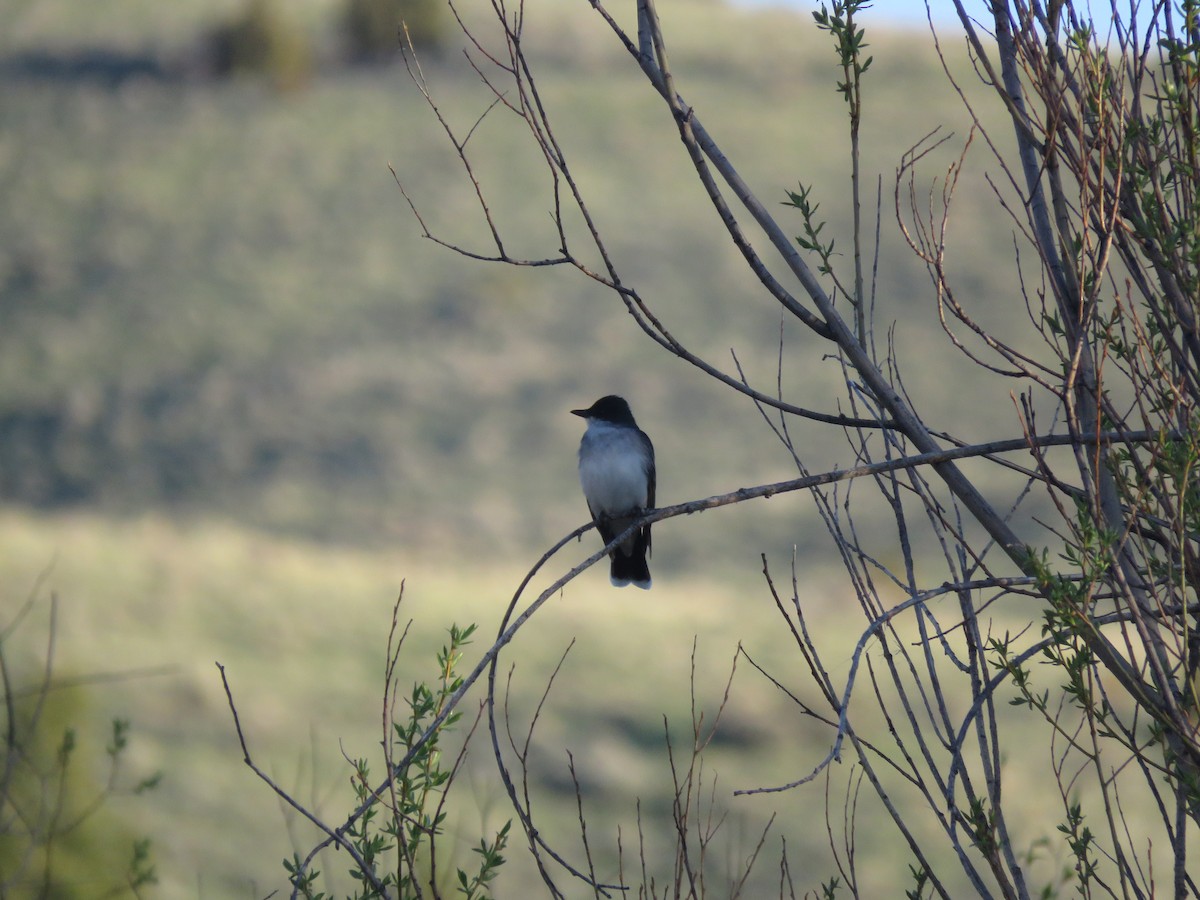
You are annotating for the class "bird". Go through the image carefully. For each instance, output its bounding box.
[571,395,656,589]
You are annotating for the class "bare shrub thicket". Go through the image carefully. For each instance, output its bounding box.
[233,1,1200,897]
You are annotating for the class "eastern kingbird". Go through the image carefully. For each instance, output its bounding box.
[571,395,656,589]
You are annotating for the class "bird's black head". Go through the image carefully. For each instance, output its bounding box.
[571,395,636,425]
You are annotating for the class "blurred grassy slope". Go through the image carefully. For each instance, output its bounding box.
[1,509,1089,898]
[0,509,829,895]
[0,0,1030,577]
[0,6,1072,892]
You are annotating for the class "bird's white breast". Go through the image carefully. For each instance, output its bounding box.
[578,422,650,515]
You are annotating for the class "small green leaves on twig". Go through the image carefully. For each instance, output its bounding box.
[283,619,509,899]
[457,820,511,900]
[812,1,874,104]
[783,182,837,275]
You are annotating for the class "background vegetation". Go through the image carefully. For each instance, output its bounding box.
[0,0,1014,563]
[0,0,1057,895]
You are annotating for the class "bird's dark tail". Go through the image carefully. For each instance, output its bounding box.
[610,526,651,590]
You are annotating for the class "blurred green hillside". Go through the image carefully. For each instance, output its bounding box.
[2,510,1080,897]
[0,0,1049,895]
[0,0,1020,574]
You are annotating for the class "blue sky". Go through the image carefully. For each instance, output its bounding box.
[744,1,992,28]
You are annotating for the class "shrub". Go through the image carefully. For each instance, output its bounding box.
[1,594,160,897]
[342,0,443,61]
[208,0,312,90]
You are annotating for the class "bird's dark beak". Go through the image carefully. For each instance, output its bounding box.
[570,408,587,418]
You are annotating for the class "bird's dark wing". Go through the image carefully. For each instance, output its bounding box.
[640,429,656,509]
[640,428,655,557]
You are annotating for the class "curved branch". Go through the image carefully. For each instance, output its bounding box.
[733,575,1043,796]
